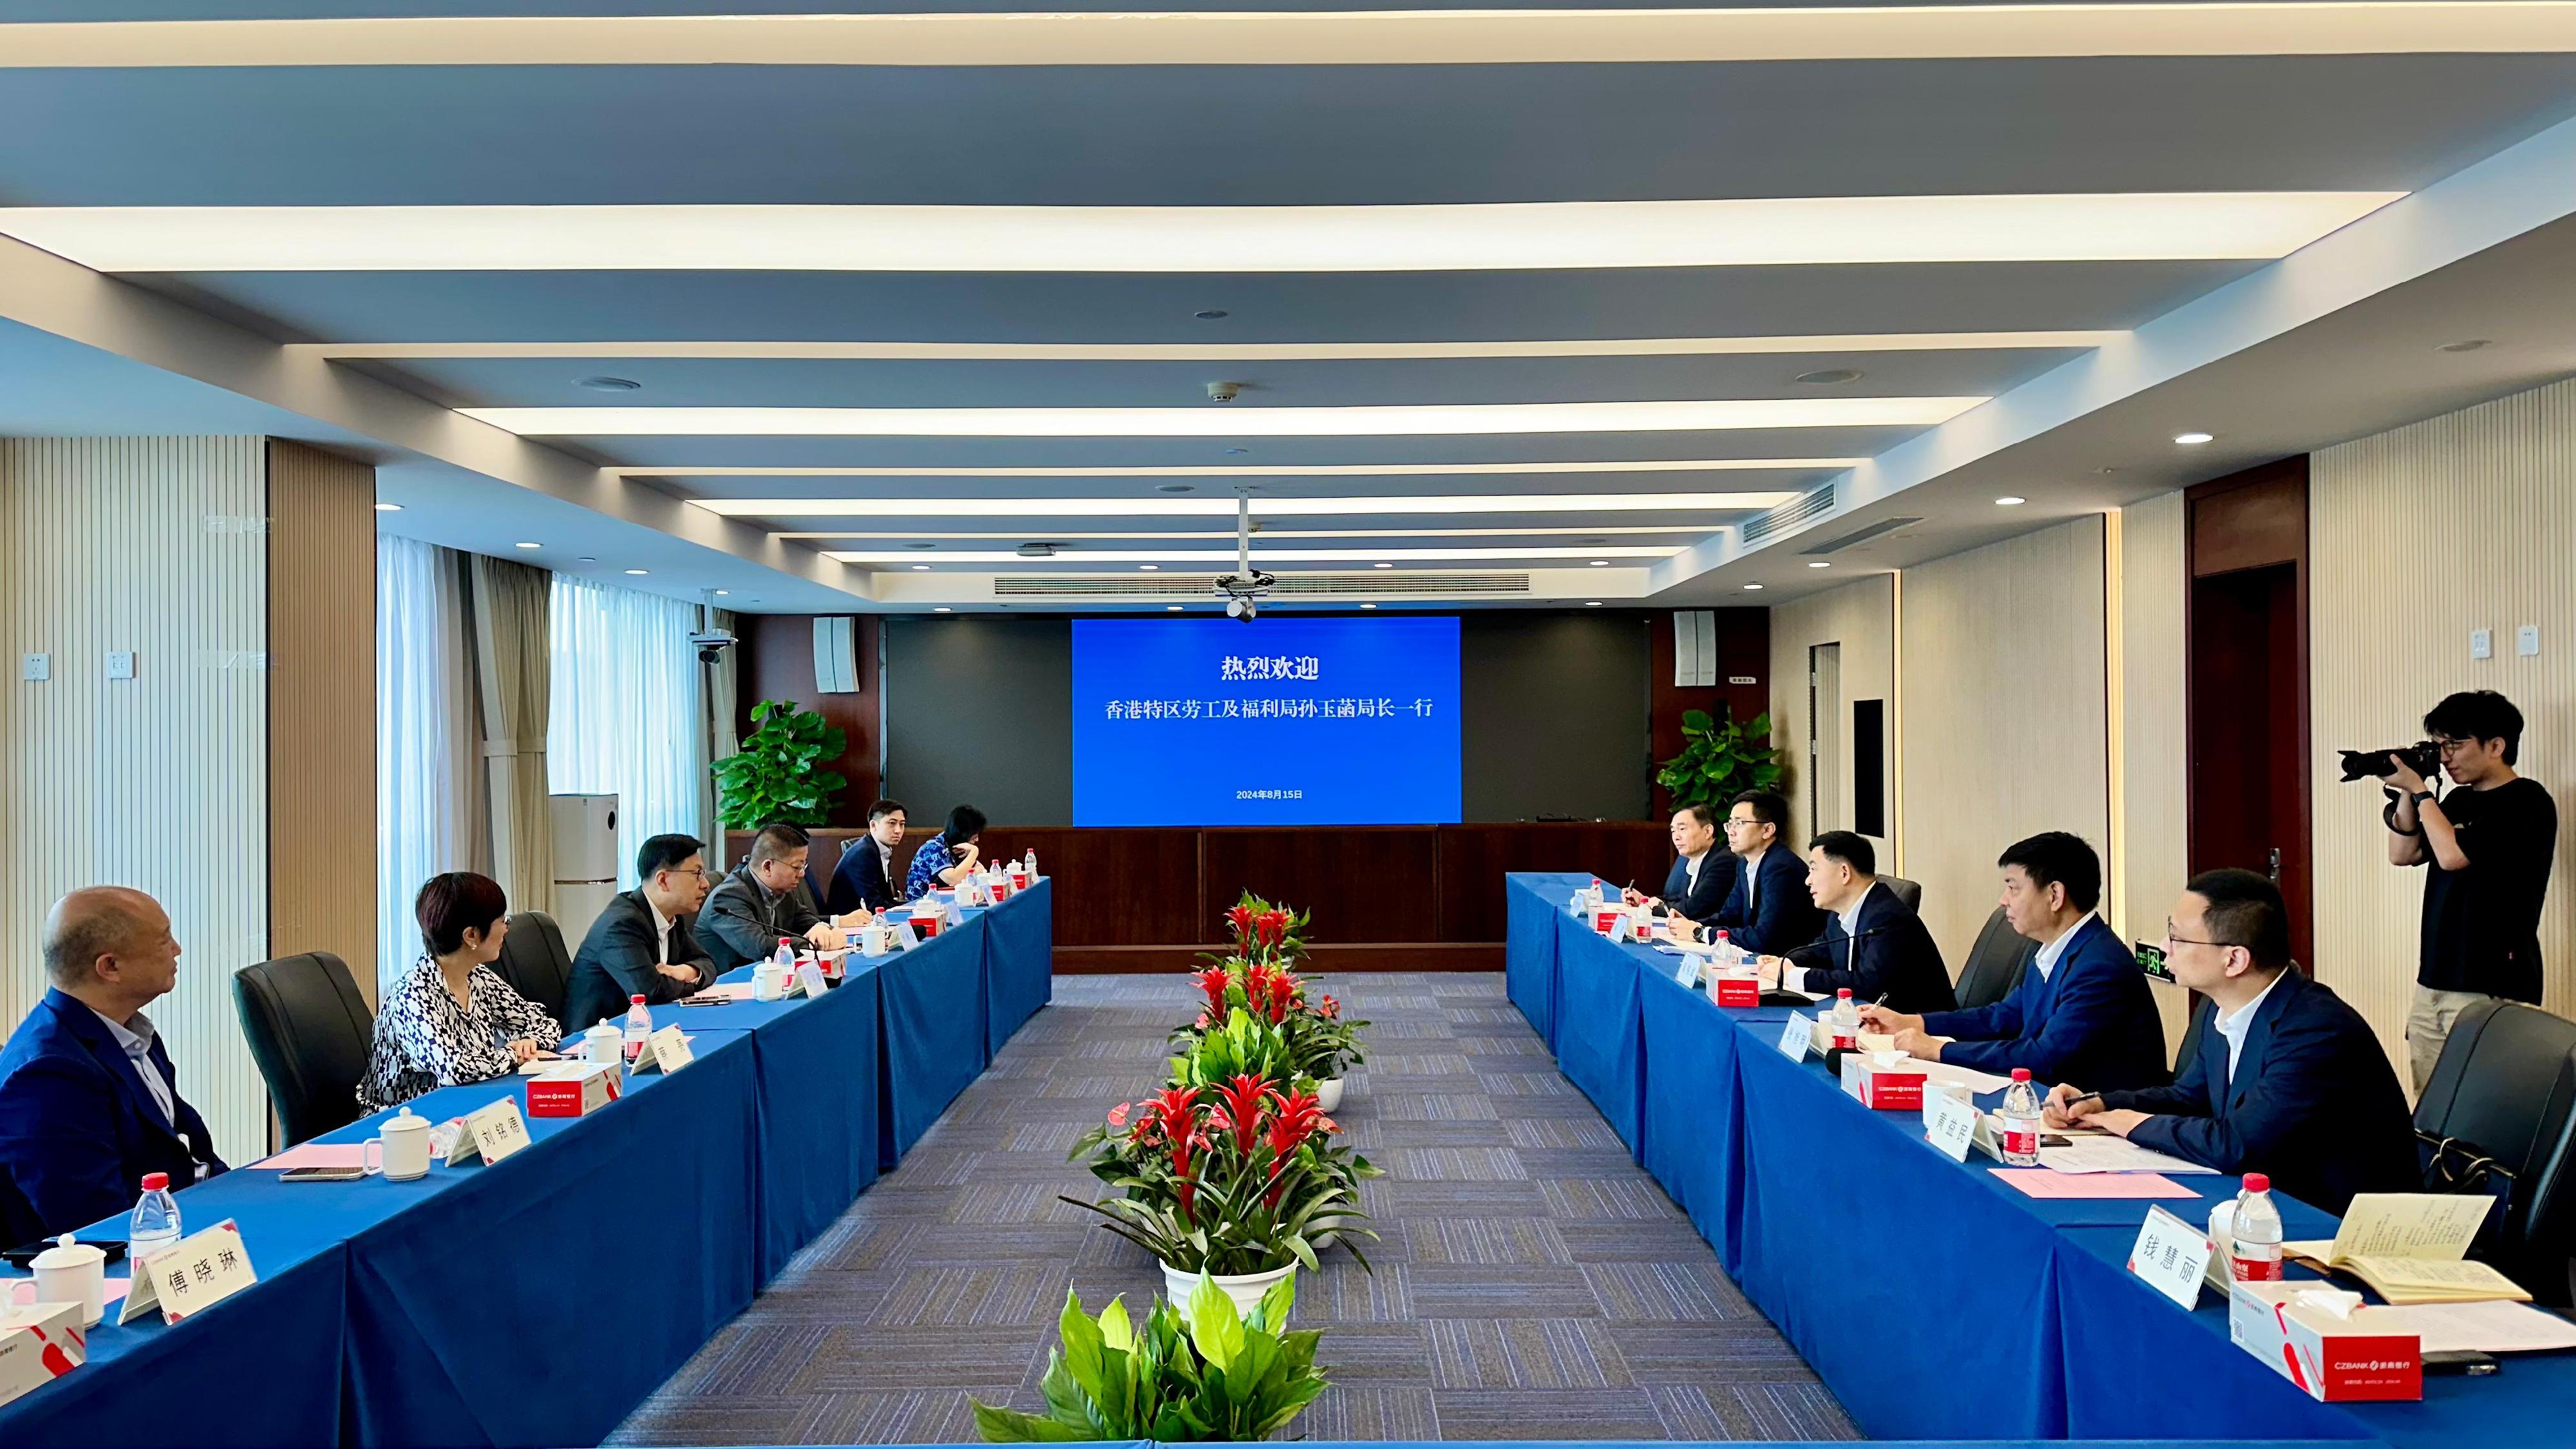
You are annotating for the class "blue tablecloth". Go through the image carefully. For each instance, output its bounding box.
[1505,871,1592,1048]
[1500,871,2576,1449]
[984,878,1055,1057]
[0,884,1053,1447]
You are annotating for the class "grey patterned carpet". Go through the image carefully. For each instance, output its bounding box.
[609,972,1855,1444]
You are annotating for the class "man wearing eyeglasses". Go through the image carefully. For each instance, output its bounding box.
[1687,790,1824,955]
[564,833,721,1034]
[2385,690,2558,1092]
[2045,869,2414,1215]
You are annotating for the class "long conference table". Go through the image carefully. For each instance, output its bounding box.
[0,879,1052,1449]
[1506,871,2574,1449]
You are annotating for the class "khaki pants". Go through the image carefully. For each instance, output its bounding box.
[2407,985,2493,1095]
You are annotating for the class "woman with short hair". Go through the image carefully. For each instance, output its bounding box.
[357,871,562,1113]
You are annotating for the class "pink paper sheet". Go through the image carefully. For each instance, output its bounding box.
[688,981,755,1002]
[251,1142,370,1171]
[11,1277,129,1305]
[1989,1168,2201,1199]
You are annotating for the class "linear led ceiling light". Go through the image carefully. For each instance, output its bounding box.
[825,546,1678,564]
[692,492,1786,518]
[4,8,2571,68]
[0,194,2398,272]
[465,397,1980,437]
[624,460,1852,479]
[296,332,2123,361]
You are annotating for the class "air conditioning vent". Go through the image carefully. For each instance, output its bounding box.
[1799,516,1923,555]
[990,573,1532,598]
[1738,482,1837,545]
[1014,542,1057,558]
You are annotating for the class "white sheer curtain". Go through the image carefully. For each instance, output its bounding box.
[375,535,481,994]
[547,574,709,889]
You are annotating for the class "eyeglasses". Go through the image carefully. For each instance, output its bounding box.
[2433,737,2475,757]
[1723,817,1762,830]
[669,865,709,880]
[2163,923,2239,951]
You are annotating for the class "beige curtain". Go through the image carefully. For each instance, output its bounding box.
[471,556,554,914]
[706,607,741,866]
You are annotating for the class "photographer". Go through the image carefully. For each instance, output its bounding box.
[2385,690,2557,1092]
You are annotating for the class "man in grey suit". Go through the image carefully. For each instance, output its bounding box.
[563,833,720,1032]
[701,822,871,974]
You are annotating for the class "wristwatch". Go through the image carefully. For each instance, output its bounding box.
[2412,790,2438,810]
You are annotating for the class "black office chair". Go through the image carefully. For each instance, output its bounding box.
[2414,998,2576,1304]
[232,952,374,1147]
[1951,905,2036,1011]
[491,911,576,1034]
[1880,875,1924,914]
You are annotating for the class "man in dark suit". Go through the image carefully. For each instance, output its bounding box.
[1759,831,1956,1013]
[2052,869,2416,1214]
[0,887,227,1243]
[1697,790,1824,955]
[705,822,871,974]
[1863,831,2168,1091]
[827,798,907,917]
[564,833,721,1033]
[1624,804,1730,925]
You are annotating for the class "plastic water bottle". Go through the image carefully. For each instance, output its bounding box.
[129,1171,181,1260]
[773,936,797,972]
[2231,1173,2286,1281]
[1998,1068,2044,1166]
[1023,848,1038,878]
[623,994,652,1065]
[1712,930,1738,969]
[1828,988,1861,1050]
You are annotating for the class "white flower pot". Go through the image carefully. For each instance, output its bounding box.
[1162,1259,1296,1316]
[1315,1075,1346,1113]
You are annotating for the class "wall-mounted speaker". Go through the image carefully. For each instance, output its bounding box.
[813,616,859,694]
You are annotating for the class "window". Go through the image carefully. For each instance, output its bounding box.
[375,535,477,990]
[547,574,708,887]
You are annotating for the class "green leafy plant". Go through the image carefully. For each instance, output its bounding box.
[1168,1007,1299,1090]
[711,699,848,829]
[1654,708,1784,812]
[972,1274,1329,1442]
[1066,1077,1378,1276]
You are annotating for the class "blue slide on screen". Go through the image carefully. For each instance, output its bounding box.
[1072,616,1462,826]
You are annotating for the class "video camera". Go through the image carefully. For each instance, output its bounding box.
[2336,741,2441,784]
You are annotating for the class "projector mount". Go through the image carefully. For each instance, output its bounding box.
[1213,493,1276,620]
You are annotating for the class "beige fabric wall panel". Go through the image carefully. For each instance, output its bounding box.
[2116,491,2191,943]
[0,437,274,1164]
[1766,573,1895,857]
[1899,514,2112,961]
[266,440,377,1005]
[2312,377,2576,1063]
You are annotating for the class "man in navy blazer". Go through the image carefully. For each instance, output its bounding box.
[1698,790,1825,955]
[1864,831,2168,1091]
[827,798,908,917]
[0,887,227,1244]
[1624,804,1731,926]
[1761,831,1957,1014]
[2054,869,2416,1215]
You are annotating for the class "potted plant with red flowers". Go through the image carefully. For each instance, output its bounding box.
[1282,988,1369,1113]
[1068,1076,1376,1313]
[1213,891,1309,969]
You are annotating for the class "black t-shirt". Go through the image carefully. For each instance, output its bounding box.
[2417,776,2558,1000]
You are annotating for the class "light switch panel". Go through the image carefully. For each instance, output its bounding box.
[2518,625,2541,657]
[105,651,135,681]
[20,653,47,682]
[2470,629,2493,660]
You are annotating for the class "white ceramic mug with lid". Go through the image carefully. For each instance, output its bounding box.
[30,1233,108,1326]
[363,1106,433,1182]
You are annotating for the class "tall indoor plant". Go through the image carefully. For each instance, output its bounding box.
[711,698,848,828]
[1654,707,1784,812]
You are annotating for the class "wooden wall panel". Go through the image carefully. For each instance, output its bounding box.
[265,440,376,1004]
[1202,826,1440,945]
[1435,823,1672,940]
[980,826,1202,947]
[2313,376,2576,1065]
[739,612,878,824]
[1899,515,2112,961]
[0,437,274,1162]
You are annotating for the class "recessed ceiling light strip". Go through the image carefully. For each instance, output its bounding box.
[624,460,1857,478]
[694,492,1785,517]
[298,331,2122,361]
[828,546,1678,564]
[771,524,1716,540]
[5,8,2570,69]
[466,397,1983,437]
[0,194,2399,272]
